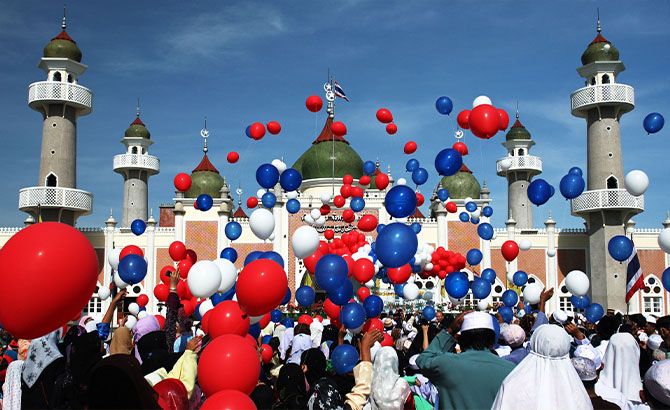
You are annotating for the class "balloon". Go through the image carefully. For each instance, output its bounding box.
[296,285,316,307]
[236,259,287,316]
[98,286,111,301]
[357,286,371,302]
[501,240,519,262]
[569,167,583,176]
[469,104,500,139]
[624,170,649,196]
[247,196,258,208]
[498,306,514,323]
[224,221,242,241]
[329,280,354,306]
[332,121,347,136]
[357,214,378,232]
[465,201,477,212]
[406,158,420,172]
[208,301,250,338]
[412,167,429,185]
[472,95,492,107]
[387,264,411,284]
[402,282,420,300]
[118,254,148,285]
[350,197,365,212]
[571,294,590,309]
[281,317,294,328]
[270,309,283,323]
[128,302,140,316]
[660,228,670,253]
[482,206,493,217]
[466,249,483,265]
[559,173,586,199]
[502,290,518,307]
[136,294,149,308]
[125,316,137,329]
[173,172,192,192]
[404,141,417,154]
[331,344,359,375]
[452,141,468,157]
[363,295,383,318]
[481,268,496,284]
[120,244,144,260]
[512,270,528,287]
[643,112,664,134]
[249,208,275,240]
[376,108,393,123]
[434,148,463,176]
[565,270,590,296]
[471,277,492,299]
[375,173,390,190]
[256,163,280,189]
[201,390,256,410]
[422,305,436,320]
[585,303,605,323]
[178,258,193,278]
[384,185,417,218]
[527,179,553,206]
[130,219,146,235]
[477,297,491,311]
[196,194,213,211]
[213,258,237,293]
[280,168,302,191]
[410,222,421,234]
[340,302,366,329]
[608,235,634,262]
[445,272,469,299]
[436,188,449,202]
[266,121,281,135]
[306,95,323,112]
[187,261,222,298]
[169,241,187,262]
[353,258,375,283]
[286,198,301,214]
[459,212,469,222]
[315,254,348,292]
[386,123,398,135]
[226,151,239,163]
[249,122,266,140]
[220,247,237,263]
[197,334,260,395]
[470,216,480,225]
[523,283,543,304]
[497,108,510,130]
[280,288,291,305]
[457,110,470,129]
[375,223,418,268]
[477,223,494,240]
[435,96,453,115]
[663,267,670,292]
[107,247,122,270]
[261,191,276,208]
[292,225,319,258]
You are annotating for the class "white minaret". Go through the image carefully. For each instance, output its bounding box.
[113,102,160,226]
[20,11,93,225]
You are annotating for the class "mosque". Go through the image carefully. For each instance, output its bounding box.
[2,15,669,322]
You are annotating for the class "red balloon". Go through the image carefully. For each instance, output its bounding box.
[359,175,371,186]
[416,192,425,207]
[227,151,240,163]
[154,284,169,302]
[323,298,341,319]
[404,141,417,154]
[387,264,412,284]
[177,280,193,300]
[260,344,273,364]
[357,286,371,302]
[331,121,347,137]
[362,318,384,333]
[198,335,260,395]
[501,240,520,262]
[381,333,394,347]
[120,245,143,260]
[249,122,266,140]
[445,201,457,213]
[182,297,197,317]
[303,251,323,274]
[266,121,281,135]
[386,123,398,135]
[185,249,198,264]
[469,104,499,139]
[333,195,345,208]
[342,209,355,223]
[343,255,355,277]
[236,259,288,316]
[201,390,257,410]
[208,300,250,338]
[154,379,189,410]
[298,314,313,325]
[376,108,393,123]
[169,241,187,262]
[178,259,193,279]
[159,265,174,285]
[340,184,352,198]
[357,214,378,232]
[320,204,331,215]
[497,108,510,131]
[452,141,469,156]
[350,186,364,198]
[0,223,98,339]
[314,315,323,322]
[375,173,390,190]
[173,173,192,192]
[154,314,166,329]
[352,258,375,283]
[343,175,354,185]
[258,312,271,330]
[324,229,335,240]
[136,294,149,308]
[201,310,212,334]
[247,197,258,208]
[457,110,471,129]
[306,95,323,112]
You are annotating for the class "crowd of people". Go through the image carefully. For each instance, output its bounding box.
[1,282,669,409]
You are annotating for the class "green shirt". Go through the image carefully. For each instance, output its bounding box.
[416,330,515,410]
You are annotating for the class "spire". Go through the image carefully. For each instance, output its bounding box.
[61,3,67,30]
[596,8,601,33]
[515,100,519,119]
[136,97,141,118]
[201,117,209,154]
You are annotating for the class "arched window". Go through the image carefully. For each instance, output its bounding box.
[607,176,618,189]
[642,275,663,315]
[131,147,138,154]
[45,173,57,187]
[67,74,74,83]
[602,74,610,84]
[52,72,62,82]
[590,77,596,86]
[518,148,525,156]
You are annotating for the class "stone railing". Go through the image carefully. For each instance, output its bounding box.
[571,189,643,215]
[28,81,93,115]
[19,186,93,214]
[113,153,160,174]
[570,83,634,117]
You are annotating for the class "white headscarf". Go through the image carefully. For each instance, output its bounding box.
[492,324,592,410]
[595,332,643,406]
[310,321,324,348]
[21,329,63,388]
[370,346,411,410]
[288,333,313,364]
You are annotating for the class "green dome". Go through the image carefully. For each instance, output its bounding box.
[124,117,150,139]
[581,33,619,65]
[440,164,481,199]
[186,155,225,199]
[506,119,531,141]
[43,30,82,62]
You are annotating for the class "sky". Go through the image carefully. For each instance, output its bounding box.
[0,1,668,229]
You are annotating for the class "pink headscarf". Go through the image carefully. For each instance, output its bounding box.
[132,315,160,363]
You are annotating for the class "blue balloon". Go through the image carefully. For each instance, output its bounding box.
[375,223,418,268]
[498,306,514,323]
[363,160,376,175]
[340,302,366,329]
[279,168,302,191]
[422,305,436,320]
[331,344,359,375]
[210,292,224,306]
[569,167,583,176]
[245,250,264,266]
[256,163,280,189]
[196,194,213,211]
[466,249,483,265]
[118,254,147,285]
[435,96,453,115]
[410,222,422,234]
[296,285,316,307]
[220,247,238,263]
[193,303,203,321]
[470,216,480,225]
[481,268,496,284]
[412,168,428,185]
[585,303,605,323]
[559,173,585,200]
[608,235,634,262]
[224,221,242,241]
[482,206,493,217]
[248,323,261,339]
[220,283,237,302]
[406,158,420,172]
[445,272,469,299]
[477,223,493,240]
[437,188,449,202]
[570,295,590,309]
[661,267,670,292]
[459,212,470,222]
[471,277,492,299]
[527,179,553,206]
[260,251,284,268]
[245,125,252,139]
[281,317,294,328]
[329,280,354,306]
[286,198,301,214]
[262,335,272,345]
[130,219,146,236]
[643,112,664,134]
[363,295,384,318]
[434,148,463,177]
[270,309,283,323]
[512,271,528,287]
[393,283,405,297]
[281,288,292,305]
[502,290,518,307]
[376,224,385,234]
[491,314,500,341]
[465,201,477,212]
[315,254,348,292]
[261,191,276,208]
[350,197,365,212]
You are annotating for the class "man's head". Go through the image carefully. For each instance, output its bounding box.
[644,315,657,335]
[596,315,621,341]
[458,312,496,351]
[655,315,670,342]
[435,311,444,323]
[628,313,647,334]
[500,324,526,348]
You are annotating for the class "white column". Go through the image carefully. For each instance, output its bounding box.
[146,218,156,313]
[217,210,230,254]
[506,217,517,283]
[174,201,185,243]
[102,216,116,316]
[272,185,285,257]
[481,214,491,270]
[436,208,447,248]
[545,218,558,313]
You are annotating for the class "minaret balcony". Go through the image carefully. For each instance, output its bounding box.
[113,153,160,175]
[570,84,634,118]
[28,81,93,116]
[19,186,93,215]
[496,155,543,176]
[570,188,643,216]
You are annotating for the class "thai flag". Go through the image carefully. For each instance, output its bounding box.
[625,245,644,303]
[333,81,349,101]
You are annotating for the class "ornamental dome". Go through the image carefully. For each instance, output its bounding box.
[43,30,82,62]
[186,154,225,199]
[581,33,619,65]
[440,163,481,199]
[124,117,151,139]
[506,118,531,141]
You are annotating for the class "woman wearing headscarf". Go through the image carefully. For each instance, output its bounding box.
[301,348,327,391]
[492,324,592,409]
[369,346,413,410]
[21,329,66,409]
[273,363,308,409]
[109,326,133,355]
[85,354,160,409]
[595,332,647,409]
[287,324,313,365]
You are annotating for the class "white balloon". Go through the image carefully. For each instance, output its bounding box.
[138,311,148,319]
[449,295,465,305]
[320,194,331,204]
[523,283,543,304]
[271,159,287,174]
[114,273,129,290]
[658,228,670,253]
[397,178,407,186]
[315,216,326,226]
[304,214,315,224]
[365,280,375,288]
[199,300,214,317]
[506,270,515,283]
[188,260,223,298]
[546,249,556,257]
[565,270,590,296]
[214,258,237,293]
[128,302,140,316]
[464,197,473,204]
[425,262,434,271]
[249,208,275,240]
[292,225,320,258]
[472,95,492,108]
[403,283,420,300]
[500,158,513,171]
[519,240,532,251]
[477,297,491,311]
[256,188,267,199]
[624,170,649,196]
[310,208,321,220]
[269,233,275,241]
[107,248,122,270]
[286,190,298,199]
[422,291,433,301]
[125,316,137,329]
[471,209,481,218]
[98,287,111,301]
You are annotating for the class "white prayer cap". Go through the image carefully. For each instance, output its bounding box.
[571,357,597,381]
[644,360,670,407]
[638,332,649,343]
[552,310,568,325]
[648,334,663,351]
[460,312,494,332]
[501,324,526,347]
[645,315,657,324]
[574,344,602,369]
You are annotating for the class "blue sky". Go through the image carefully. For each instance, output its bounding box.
[0,1,668,228]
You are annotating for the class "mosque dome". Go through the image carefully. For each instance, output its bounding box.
[124,117,151,139]
[506,118,531,141]
[440,163,481,199]
[581,32,619,65]
[43,30,82,62]
[293,117,363,180]
[186,154,225,199]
